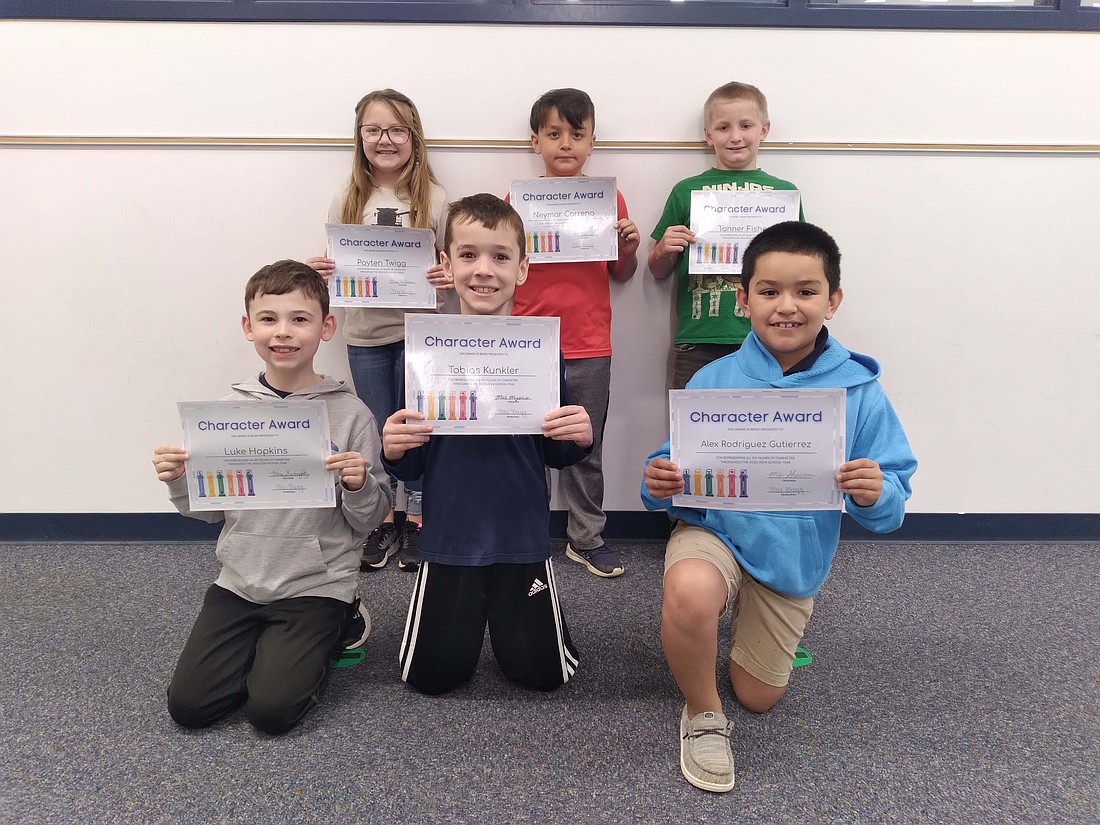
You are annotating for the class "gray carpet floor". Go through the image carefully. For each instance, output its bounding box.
[2,540,1097,824]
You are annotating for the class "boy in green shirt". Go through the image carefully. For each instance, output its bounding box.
[649,81,803,389]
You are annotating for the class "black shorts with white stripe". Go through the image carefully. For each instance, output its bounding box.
[399,559,579,695]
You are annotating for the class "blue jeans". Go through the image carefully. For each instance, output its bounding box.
[347,342,422,516]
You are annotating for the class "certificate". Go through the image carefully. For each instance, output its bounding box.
[178,400,337,511]
[405,314,560,435]
[688,189,801,276]
[326,223,437,309]
[510,176,618,264]
[669,388,845,511]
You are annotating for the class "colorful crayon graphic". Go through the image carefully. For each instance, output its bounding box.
[195,469,258,499]
[680,468,751,499]
[693,242,742,267]
[527,230,564,255]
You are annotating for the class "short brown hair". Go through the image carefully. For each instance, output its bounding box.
[704,81,769,126]
[444,194,526,258]
[245,260,330,316]
[530,88,595,134]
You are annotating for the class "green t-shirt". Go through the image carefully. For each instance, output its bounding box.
[651,168,803,345]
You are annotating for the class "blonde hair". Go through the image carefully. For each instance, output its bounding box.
[341,89,439,229]
[703,82,769,127]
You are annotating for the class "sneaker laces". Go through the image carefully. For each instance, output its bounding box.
[684,719,733,743]
[684,712,733,773]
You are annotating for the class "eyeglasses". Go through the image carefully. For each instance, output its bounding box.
[359,125,412,145]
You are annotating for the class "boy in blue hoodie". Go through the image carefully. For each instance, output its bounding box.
[642,221,916,793]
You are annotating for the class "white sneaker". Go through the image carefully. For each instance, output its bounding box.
[680,706,735,792]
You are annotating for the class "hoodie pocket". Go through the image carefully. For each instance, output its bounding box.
[216,531,330,602]
[722,510,827,596]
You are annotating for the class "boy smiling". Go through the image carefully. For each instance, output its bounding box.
[649,81,804,390]
[152,261,390,735]
[383,194,593,695]
[642,222,917,792]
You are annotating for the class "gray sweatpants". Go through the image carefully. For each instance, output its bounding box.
[555,356,611,551]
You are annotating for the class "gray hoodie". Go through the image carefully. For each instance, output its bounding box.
[166,376,391,604]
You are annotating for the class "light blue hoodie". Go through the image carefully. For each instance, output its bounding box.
[641,332,917,598]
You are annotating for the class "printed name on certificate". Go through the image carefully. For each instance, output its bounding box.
[688,189,801,276]
[510,176,618,264]
[327,223,437,309]
[669,388,845,511]
[404,314,560,435]
[178,400,336,511]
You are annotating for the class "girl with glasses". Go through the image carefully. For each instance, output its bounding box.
[307,89,448,573]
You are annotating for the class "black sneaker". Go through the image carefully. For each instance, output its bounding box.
[361,523,400,570]
[398,521,421,572]
[340,597,372,650]
[566,543,625,578]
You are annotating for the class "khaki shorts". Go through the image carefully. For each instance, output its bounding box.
[664,522,814,687]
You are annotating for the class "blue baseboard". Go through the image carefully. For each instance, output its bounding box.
[552,512,1099,543]
[1,512,1097,543]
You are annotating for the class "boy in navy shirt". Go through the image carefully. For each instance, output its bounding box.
[383,194,593,694]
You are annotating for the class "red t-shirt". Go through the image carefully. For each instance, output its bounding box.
[510,189,628,359]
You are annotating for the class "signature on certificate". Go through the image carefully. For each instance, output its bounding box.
[269,469,310,479]
[767,471,814,481]
[768,487,810,496]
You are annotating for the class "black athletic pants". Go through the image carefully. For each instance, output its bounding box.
[168,584,348,735]
[399,560,580,695]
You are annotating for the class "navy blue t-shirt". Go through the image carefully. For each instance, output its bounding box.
[384,357,586,566]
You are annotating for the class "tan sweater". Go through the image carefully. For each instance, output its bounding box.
[328,183,448,347]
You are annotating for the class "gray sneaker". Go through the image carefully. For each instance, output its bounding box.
[680,706,735,792]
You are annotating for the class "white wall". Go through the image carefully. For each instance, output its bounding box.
[1,21,1098,516]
